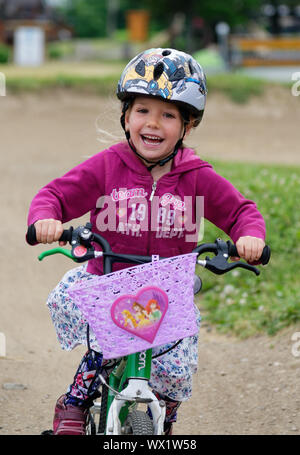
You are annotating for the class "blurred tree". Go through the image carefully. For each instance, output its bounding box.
[57,0,107,38]
[55,0,300,42]
[56,0,265,39]
[143,0,263,51]
[261,0,300,35]
[143,0,263,30]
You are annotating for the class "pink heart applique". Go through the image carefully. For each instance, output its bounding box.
[110,286,168,343]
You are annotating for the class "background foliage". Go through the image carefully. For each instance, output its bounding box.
[55,0,263,39]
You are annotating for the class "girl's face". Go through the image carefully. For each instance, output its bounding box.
[125,96,186,164]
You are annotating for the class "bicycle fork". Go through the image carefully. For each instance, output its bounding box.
[105,349,166,435]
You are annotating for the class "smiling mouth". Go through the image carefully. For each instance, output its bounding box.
[141,134,164,146]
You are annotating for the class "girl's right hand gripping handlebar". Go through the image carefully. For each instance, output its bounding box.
[26,223,73,245]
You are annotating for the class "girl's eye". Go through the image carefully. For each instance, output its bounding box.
[164,112,176,118]
[136,108,148,114]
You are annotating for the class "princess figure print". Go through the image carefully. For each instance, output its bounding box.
[120,292,164,330]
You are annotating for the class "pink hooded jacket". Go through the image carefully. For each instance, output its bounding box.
[27,142,265,275]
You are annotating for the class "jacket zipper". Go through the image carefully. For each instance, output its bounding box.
[149,181,157,202]
[147,180,157,255]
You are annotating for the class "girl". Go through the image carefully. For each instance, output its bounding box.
[27,48,265,435]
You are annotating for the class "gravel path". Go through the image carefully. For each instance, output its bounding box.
[0,89,299,435]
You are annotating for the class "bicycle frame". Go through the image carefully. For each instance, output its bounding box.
[103,348,165,435]
[27,222,270,436]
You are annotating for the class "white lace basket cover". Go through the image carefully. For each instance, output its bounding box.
[68,253,198,359]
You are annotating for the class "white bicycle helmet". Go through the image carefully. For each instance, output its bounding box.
[117,47,207,126]
[117,48,207,170]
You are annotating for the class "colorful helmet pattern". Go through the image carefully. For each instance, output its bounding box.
[117,48,207,124]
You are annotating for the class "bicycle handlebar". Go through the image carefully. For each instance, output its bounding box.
[26,223,270,276]
[193,240,271,266]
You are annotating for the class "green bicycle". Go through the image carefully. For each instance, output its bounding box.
[27,223,270,435]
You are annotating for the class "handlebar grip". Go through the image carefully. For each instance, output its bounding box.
[228,243,271,265]
[26,224,72,245]
[59,229,73,243]
[26,224,38,245]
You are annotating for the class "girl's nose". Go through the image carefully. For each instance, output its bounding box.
[146,115,159,129]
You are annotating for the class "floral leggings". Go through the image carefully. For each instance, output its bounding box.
[65,349,181,426]
[47,264,201,403]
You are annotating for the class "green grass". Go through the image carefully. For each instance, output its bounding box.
[6,73,119,96]
[0,61,123,96]
[207,72,268,103]
[195,160,300,338]
[0,61,291,103]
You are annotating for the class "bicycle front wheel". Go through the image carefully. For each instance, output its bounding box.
[124,410,154,435]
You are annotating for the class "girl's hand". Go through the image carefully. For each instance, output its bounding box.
[34,219,66,245]
[232,236,265,263]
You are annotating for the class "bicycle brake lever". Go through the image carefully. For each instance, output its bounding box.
[38,247,78,262]
[235,262,260,276]
[38,245,96,263]
[204,258,260,276]
[200,239,260,276]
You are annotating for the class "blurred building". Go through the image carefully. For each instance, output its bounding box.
[0,0,73,44]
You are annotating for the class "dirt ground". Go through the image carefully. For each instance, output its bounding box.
[0,87,300,435]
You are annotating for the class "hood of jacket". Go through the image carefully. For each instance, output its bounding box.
[110,141,212,177]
